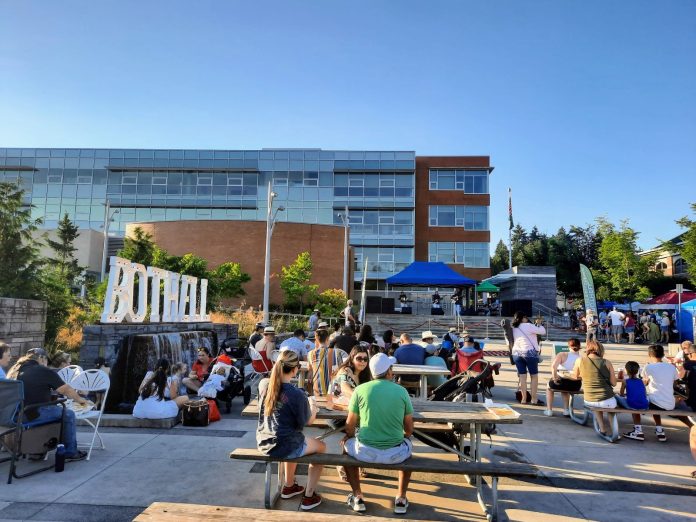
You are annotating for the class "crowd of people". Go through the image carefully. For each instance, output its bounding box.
[573,307,677,345]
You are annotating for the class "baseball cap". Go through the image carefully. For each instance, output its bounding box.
[369,353,397,378]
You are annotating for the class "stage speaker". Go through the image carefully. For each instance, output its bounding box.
[366,296,382,314]
[400,306,412,315]
[501,299,532,317]
[380,297,395,314]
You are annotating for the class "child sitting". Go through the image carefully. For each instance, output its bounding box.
[168,362,188,399]
[197,363,230,398]
[616,361,649,410]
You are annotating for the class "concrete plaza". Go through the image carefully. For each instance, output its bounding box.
[1,342,694,521]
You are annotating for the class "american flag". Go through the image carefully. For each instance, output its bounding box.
[508,188,513,230]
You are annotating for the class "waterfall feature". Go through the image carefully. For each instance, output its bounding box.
[106,330,217,413]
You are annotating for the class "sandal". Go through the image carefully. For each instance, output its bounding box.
[337,465,348,482]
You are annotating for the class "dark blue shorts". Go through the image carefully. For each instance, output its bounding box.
[513,355,539,375]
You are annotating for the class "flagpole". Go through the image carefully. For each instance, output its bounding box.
[508,187,513,269]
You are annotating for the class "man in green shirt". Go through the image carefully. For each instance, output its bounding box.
[341,353,414,515]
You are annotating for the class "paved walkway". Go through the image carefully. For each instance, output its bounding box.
[1,342,695,521]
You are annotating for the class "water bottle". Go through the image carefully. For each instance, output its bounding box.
[55,444,65,472]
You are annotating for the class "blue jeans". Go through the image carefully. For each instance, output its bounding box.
[36,405,77,456]
[513,355,539,375]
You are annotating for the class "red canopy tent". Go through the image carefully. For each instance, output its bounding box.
[644,290,696,305]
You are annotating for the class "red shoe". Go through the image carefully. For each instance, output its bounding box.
[301,492,322,511]
[281,482,305,499]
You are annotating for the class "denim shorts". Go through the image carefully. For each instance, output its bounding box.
[513,355,539,375]
[285,440,308,459]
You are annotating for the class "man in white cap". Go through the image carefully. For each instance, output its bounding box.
[584,309,598,343]
[341,353,414,514]
[254,326,277,370]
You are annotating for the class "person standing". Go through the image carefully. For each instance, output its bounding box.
[343,300,357,329]
[607,307,625,343]
[660,312,671,343]
[308,310,320,332]
[341,353,414,514]
[451,289,463,317]
[511,312,546,406]
[624,312,637,344]
[584,310,598,343]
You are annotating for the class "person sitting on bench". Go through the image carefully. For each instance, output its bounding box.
[256,350,325,511]
[624,344,679,442]
[544,338,583,417]
[341,353,414,515]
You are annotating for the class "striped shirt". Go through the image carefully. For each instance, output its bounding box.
[307,346,348,396]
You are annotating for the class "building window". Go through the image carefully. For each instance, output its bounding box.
[429,206,489,230]
[429,169,488,194]
[428,242,490,268]
[655,261,668,273]
[674,258,687,275]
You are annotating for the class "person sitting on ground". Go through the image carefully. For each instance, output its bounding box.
[330,326,358,353]
[544,338,583,417]
[341,353,414,514]
[256,350,325,511]
[49,350,72,370]
[134,358,189,419]
[424,344,449,389]
[280,329,311,361]
[624,344,679,442]
[328,345,372,482]
[7,348,89,460]
[197,363,230,399]
[616,361,649,411]
[167,362,187,399]
[570,340,617,436]
[307,329,348,396]
[511,311,546,406]
[182,346,215,393]
[451,335,484,376]
[0,342,11,379]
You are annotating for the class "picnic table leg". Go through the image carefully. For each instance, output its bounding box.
[591,411,620,443]
[420,375,427,399]
[568,394,590,425]
[263,460,283,509]
[472,424,495,521]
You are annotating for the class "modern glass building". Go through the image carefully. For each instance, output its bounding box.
[0,147,492,286]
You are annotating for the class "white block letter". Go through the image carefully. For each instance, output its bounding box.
[127,262,148,323]
[162,272,180,322]
[198,278,210,321]
[147,266,168,323]
[100,256,135,323]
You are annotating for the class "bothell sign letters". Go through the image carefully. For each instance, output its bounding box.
[101,256,210,324]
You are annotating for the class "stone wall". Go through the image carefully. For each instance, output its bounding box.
[498,266,558,313]
[79,322,238,367]
[0,298,47,358]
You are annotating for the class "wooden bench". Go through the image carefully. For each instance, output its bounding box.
[585,406,693,442]
[135,502,425,521]
[230,447,537,522]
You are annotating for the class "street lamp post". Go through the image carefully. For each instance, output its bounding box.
[338,206,350,297]
[262,182,285,325]
[100,201,120,282]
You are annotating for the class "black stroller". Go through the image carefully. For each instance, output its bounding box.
[414,359,500,452]
[215,338,252,413]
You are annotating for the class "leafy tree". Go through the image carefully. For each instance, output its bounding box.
[208,262,251,303]
[595,218,657,302]
[46,213,83,288]
[280,252,319,314]
[38,266,75,342]
[663,202,696,286]
[490,240,510,275]
[119,226,157,266]
[568,225,602,269]
[0,181,43,298]
[315,288,347,318]
[510,224,528,266]
[548,227,579,297]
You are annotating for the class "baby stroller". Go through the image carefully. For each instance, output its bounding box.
[215,347,252,413]
[414,360,500,452]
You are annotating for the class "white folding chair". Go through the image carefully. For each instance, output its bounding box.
[57,364,83,385]
[69,369,110,460]
[248,346,273,387]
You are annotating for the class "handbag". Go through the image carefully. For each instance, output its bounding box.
[182,397,210,427]
[517,327,544,363]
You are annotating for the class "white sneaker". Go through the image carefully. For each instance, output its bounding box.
[543,409,553,417]
[394,497,409,515]
[562,409,571,417]
[347,494,366,512]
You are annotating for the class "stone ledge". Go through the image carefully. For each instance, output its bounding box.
[79,413,180,428]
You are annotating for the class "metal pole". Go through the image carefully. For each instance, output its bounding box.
[508,187,513,269]
[343,205,349,297]
[262,182,273,325]
[100,200,110,282]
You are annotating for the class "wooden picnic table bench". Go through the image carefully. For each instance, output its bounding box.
[135,502,425,521]
[230,448,537,522]
[583,405,693,442]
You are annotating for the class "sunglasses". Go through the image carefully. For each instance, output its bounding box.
[354,356,369,362]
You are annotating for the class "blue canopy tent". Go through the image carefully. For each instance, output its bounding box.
[386,262,476,287]
[679,298,696,342]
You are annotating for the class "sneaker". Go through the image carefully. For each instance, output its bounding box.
[656,430,667,442]
[394,497,409,515]
[300,493,322,511]
[623,430,644,441]
[543,409,553,417]
[281,482,305,499]
[347,494,366,512]
[65,450,88,462]
[562,409,571,417]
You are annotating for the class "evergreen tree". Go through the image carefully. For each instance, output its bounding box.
[0,181,43,298]
[663,202,696,286]
[119,226,157,266]
[490,240,510,275]
[46,213,83,287]
[510,224,528,266]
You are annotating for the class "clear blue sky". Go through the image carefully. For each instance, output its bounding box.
[1,1,694,250]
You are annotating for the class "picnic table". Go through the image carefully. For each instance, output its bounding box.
[298,361,450,399]
[242,397,522,520]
